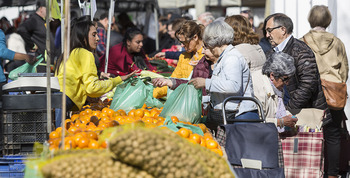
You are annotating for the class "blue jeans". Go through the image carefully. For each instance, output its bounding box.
[234,110,260,122]
[55,95,76,127]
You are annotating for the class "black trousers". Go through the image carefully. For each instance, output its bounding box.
[323,108,346,176]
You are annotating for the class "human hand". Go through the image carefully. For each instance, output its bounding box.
[120,70,140,81]
[155,52,165,59]
[152,78,172,87]
[30,44,38,52]
[25,54,37,65]
[282,115,298,127]
[189,78,206,89]
[100,72,116,79]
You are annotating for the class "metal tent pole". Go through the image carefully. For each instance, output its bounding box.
[46,0,52,133]
[61,0,70,149]
[104,0,115,73]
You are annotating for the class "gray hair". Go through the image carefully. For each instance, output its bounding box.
[262,52,296,78]
[198,12,215,24]
[271,13,293,35]
[203,20,234,48]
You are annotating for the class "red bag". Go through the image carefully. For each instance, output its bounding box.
[281,132,324,178]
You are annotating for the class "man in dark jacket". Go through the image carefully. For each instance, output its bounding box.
[265,13,338,178]
[17,0,55,72]
[17,1,46,56]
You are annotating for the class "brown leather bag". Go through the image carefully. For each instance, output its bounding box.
[321,79,347,110]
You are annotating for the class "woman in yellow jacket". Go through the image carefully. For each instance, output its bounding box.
[55,17,135,113]
[153,20,205,98]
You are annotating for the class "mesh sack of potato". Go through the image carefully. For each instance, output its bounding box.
[107,125,235,178]
[40,149,153,178]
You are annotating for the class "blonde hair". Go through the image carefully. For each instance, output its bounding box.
[308,5,332,28]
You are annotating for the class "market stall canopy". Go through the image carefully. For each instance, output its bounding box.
[71,0,159,12]
[158,0,265,8]
[0,0,36,7]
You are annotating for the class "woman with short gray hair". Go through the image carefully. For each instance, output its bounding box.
[202,20,234,48]
[189,20,258,134]
[255,51,298,129]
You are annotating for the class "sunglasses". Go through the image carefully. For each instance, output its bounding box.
[266,26,282,34]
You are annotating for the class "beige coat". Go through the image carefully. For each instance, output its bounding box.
[253,71,291,125]
[302,30,349,83]
[235,43,266,72]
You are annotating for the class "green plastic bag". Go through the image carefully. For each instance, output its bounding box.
[161,116,204,135]
[110,79,148,113]
[145,84,164,108]
[160,83,202,124]
[8,55,44,80]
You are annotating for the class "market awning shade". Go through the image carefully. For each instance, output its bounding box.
[0,0,37,7]
[158,0,265,8]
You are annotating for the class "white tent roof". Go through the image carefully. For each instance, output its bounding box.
[158,0,265,8]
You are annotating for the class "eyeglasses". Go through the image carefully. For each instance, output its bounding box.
[203,43,209,49]
[266,26,282,34]
[177,36,194,46]
[280,76,290,83]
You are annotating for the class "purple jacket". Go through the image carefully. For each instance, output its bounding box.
[171,56,212,96]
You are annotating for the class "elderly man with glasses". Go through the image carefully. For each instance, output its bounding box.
[265,13,334,177]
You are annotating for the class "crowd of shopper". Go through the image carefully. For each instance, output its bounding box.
[0,3,348,177]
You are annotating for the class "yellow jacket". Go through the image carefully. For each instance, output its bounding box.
[57,48,122,109]
[153,47,204,98]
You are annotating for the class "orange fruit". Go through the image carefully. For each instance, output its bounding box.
[197,123,207,133]
[63,144,72,150]
[144,110,151,117]
[49,131,60,139]
[150,109,159,117]
[112,111,121,117]
[203,132,213,141]
[177,128,190,138]
[142,103,147,109]
[86,131,98,140]
[88,139,99,149]
[79,110,88,117]
[211,148,223,156]
[100,140,108,148]
[206,139,218,149]
[48,139,56,146]
[100,116,111,123]
[171,116,179,123]
[100,112,108,118]
[55,127,63,133]
[189,133,202,144]
[70,114,80,121]
[78,137,90,149]
[128,109,136,117]
[118,109,127,116]
[114,116,124,122]
[84,109,93,115]
[135,109,144,118]
[106,109,114,117]
[92,110,101,117]
[64,137,76,148]
[200,138,206,147]
[101,107,109,113]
